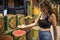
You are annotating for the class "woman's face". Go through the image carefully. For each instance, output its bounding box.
[40,7,48,13]
[40,7,49,16]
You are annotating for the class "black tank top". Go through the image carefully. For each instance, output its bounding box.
[38,17,52,28]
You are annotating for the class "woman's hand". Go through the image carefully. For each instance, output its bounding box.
[17,24,26,29]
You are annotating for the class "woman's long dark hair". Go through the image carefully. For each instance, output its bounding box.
[40,0,55,15]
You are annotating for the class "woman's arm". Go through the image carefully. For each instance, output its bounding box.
[18,14,41,28]
[51,14,58,40]
[25,18,38,28]
[25,14,41,28]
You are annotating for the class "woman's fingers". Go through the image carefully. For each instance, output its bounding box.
[17,25,26,28]
[17,25,21,28]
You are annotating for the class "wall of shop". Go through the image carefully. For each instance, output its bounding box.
[0,0,3,13]
[8,0,14,8]
[0,0,59,23]
[32,0,41,15]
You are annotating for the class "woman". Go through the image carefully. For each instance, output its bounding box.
[18,0,58,40]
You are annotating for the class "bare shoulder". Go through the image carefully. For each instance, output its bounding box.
[50,14,57,25]
[50,14,56,19]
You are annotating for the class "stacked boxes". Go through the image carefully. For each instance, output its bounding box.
[7,14,16,30]
[16,14,25,25]
[25,16,34,25]
[0,35,13,40]
[4,14,25,35]
[1,14,40,40]
[26,30,32,40]
[12,30,26,40]
[3,14,17,32]
[32,26,40,40]
[0,14,4,34]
